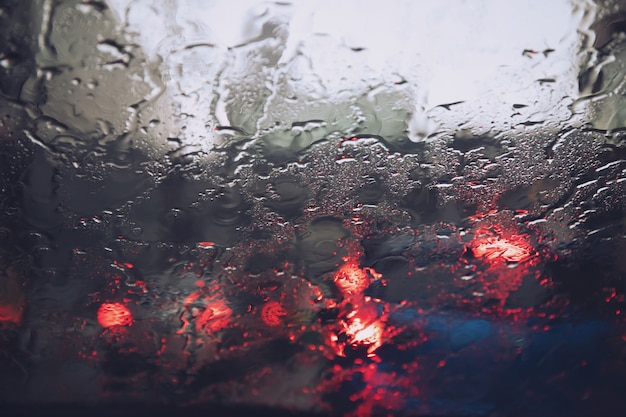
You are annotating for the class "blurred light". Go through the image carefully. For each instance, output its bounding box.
[0,303,22,326]
[333,260,370,296]
[471,227,533,264]
[97,302,133,328]
[195,298,232,333]
[261,301,287,326]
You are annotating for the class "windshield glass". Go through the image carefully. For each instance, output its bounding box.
[2,1,626,416]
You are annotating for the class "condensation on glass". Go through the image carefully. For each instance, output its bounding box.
[1,0,626,416]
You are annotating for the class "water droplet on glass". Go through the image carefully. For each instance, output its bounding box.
[4,0,626,415]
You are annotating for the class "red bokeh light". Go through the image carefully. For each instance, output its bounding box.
[470,227,533,264]
[324,245,391,358]
[0,266,25,328]
[344,306,385,356]
[0,303,22,326]
[328,302,387,358]
[334,261,371,295]
[261,301,287,326]
[458,223,552,316]
[179,289,232,335]
[195,297,232,334]
[97,302,133,328]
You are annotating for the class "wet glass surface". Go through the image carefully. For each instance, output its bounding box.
[2,1,626,416]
